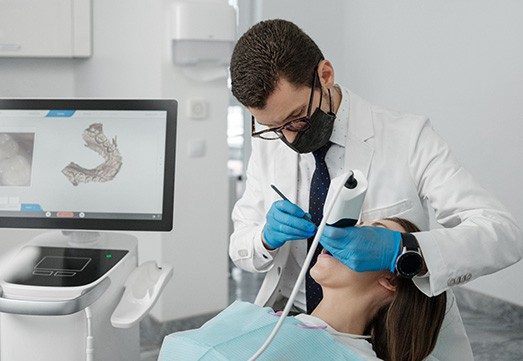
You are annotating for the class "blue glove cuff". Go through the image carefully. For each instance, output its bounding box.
[389,231,403,273]
[263,227,280,249]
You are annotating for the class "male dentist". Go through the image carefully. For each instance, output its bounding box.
[229,19,522,360]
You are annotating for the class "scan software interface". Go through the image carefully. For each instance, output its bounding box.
[0,108,167,222]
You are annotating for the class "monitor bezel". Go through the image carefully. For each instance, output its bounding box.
[0,98,177,232]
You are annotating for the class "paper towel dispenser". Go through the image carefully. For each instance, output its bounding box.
[171,2,236,65]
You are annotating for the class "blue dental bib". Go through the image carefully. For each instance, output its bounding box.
[158,301,364,361]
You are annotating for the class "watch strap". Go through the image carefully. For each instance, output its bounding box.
[396,233,423,278]
[401,232,420,251]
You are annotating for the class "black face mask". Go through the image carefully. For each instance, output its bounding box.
[281,90,336,154]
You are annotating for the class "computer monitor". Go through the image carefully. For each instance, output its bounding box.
[0,99,177,232]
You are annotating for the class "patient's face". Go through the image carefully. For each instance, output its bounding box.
[310,219,405,289]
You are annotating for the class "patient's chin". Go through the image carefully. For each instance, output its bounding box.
[309,267,323,285]
[311,255,356,288]
[310,257,332,284]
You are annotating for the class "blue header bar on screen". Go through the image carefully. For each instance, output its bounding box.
[46,110,76,117]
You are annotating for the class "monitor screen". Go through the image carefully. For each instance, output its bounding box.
[0,99,176,231]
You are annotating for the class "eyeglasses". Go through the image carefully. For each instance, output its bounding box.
[251,68,321,140]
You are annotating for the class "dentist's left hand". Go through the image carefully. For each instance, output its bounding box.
[320,225,402,272]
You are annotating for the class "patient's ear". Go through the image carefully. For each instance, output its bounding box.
[378,273,397,293]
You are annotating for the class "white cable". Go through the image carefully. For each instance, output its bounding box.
[85,306,94,361]
[247,180,347,361]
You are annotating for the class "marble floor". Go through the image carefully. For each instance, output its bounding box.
[141,267,523,360]
[453,288,523,361]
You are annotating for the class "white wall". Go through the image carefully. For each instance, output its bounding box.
[0,0,231,321]
[259,0,523,306]
[260,0,346,74]
[0,58,75,97]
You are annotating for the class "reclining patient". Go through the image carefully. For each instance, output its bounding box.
[159,217,446,361]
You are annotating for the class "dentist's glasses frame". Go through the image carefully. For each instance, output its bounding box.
[251,68,322,140]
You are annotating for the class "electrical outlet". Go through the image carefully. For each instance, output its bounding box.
[187,98,208,119]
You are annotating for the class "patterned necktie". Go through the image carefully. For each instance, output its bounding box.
[305,141,332,314]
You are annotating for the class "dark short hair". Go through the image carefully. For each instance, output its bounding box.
[230,19,324,108]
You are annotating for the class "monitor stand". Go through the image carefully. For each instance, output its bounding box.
[62,230,104,246]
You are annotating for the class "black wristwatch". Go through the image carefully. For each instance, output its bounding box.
[395,233,423,278]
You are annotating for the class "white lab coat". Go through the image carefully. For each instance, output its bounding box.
[229,88,522,358]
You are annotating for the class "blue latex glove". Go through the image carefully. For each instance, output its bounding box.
[320,226,402,272]
[263,200,316,249]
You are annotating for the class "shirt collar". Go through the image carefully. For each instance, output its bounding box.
[294,314,371,340]
[329,85,349,148]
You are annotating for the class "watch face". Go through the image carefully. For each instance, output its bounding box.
[397,252,423,278]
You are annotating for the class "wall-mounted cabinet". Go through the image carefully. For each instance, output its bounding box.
[0,0,91,58]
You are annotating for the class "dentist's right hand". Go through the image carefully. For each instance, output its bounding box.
[262,200,316,250]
